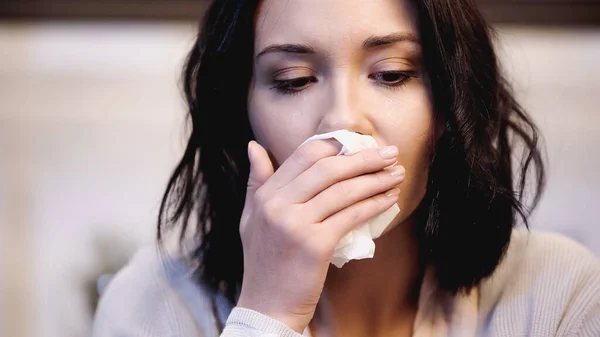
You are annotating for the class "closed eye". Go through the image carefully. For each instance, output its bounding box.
[270,76,317,95]
[270,71,415,95]
[369,71,415,88]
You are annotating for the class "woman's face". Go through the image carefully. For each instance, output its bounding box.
[248,0,435,231]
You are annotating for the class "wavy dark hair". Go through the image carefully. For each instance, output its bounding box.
[158,0,545,303]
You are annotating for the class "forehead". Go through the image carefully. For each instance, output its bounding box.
[255,0,418,48]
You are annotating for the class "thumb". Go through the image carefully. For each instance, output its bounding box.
[247,140,274,192]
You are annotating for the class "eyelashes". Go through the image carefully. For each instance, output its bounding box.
[368,71,416,89]
[270,71,417,96]
[271,76,317,95]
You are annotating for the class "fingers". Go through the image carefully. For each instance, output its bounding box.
[263,139,341,191]
[247,141,275,193]
[320,188,401,245]
[281,145,399,203]
[303,164,405,223]
[242,141,276,234]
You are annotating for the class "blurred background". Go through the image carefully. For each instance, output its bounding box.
[0,1,599,337]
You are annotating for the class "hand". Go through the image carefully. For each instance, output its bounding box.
[237,139,405,333]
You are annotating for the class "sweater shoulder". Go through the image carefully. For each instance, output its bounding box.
[503,228,600,279]
[92,244,227,337]
[479,228,600,336]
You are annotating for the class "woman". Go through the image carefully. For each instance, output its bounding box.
[93,0,600,336]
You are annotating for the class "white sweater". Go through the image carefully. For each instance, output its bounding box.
[92,228,600,337]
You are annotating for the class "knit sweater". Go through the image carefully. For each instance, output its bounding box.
[92,228,600,337]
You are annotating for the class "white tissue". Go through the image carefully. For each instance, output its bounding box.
[299,129,401,267]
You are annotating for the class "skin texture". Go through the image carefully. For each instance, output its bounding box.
[238,1,436,336]
[249,0,434,232]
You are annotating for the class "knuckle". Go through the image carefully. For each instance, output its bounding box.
[295,139,339,167]
[358,148,381,169]
[295,143,319,166]
[264,203,301,231]
[279,210,301,229]
[313,159,336,180]
[371,193,390,208]
[375,170,389,184]
[273,216,305,246]
[262,199,281,225]
[254,188,270,206]
[359,149,370,165]
[332,180,351,198]
[344,204,362,224]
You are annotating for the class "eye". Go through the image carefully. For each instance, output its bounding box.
[369,71,414,88]
[271,76,317,95]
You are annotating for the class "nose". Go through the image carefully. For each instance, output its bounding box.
[316,73,373,135]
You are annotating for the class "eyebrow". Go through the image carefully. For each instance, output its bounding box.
[362,32,419,49]
[255,44,315,59]
[255,32,419,60]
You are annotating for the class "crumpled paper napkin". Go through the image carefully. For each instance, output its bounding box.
[299,129,401,267]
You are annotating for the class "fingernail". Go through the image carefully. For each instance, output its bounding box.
[379,146,398,159]
[389,166,406,177]
[386,187,401,197]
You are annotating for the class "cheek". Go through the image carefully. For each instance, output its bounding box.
[378,86,435,169]
[248,86,318,168]
[377,87,434,227]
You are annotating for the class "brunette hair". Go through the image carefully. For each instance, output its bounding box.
[158,0,546,302]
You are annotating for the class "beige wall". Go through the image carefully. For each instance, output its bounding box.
[0,22,599,337]
[0,22,196,337]
[494,27,600,246]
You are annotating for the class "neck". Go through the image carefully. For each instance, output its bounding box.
[314,216,423,337]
